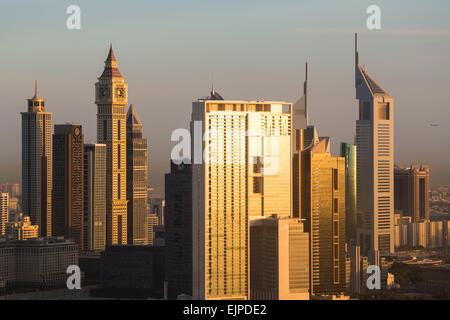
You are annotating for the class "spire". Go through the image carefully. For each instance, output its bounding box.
[106,43,117,62]
[355,33,359,66]
[33,80,40,100]
[127,104,142,125]
[100,44,122,78]
[207,73,224,100]
[304,62,308,126]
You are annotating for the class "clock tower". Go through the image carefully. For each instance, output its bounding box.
[95,45,128,245]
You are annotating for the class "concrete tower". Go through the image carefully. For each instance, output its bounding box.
[354,34,395,261]
[21,81,52,236]
[95,45,128,245]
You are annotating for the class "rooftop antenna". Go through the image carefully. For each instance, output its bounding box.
[211,72,215,96]
[304,62,308,126]
[355,32,359,66]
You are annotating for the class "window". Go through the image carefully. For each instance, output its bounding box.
[333,169,338,190]
[117,120,121,140]
[333,198,338,213]
[118,174,121,199]
[103,120,107,141]
[253,177,263,194]
[361,101,371,120]
[378,103,390,120]
[117,145,121,169]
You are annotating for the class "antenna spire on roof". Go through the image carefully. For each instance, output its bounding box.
[304,62,309,126]
[211,72,215,96]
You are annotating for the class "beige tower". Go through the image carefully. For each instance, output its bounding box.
[0,193,8,236]
[192,86,292,300]
[21,82,52,237]
[95,45,128,245]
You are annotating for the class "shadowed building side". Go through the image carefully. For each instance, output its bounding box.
[126,104,148,245]
[21,81,53,237]
[52,124,84,248]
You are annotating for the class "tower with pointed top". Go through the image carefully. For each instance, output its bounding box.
[21,81,53,236]
[95,45,128,245]
[354,34,395,262]
[126,104,148,245]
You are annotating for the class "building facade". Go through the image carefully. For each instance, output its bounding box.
[0,237,79,289]
[250,216,309,300]
[95,45,128,245]
[52,124,84,248]
[297,136,347,296]
[21,81,52,237]
[84,144,107,251]
[0,193,8,236]
[6,215,39,240]
[192,89,292,299]
[394,165,430,222]
[126,104,148,245]
[165,160,192,299]
[341,143,357,242]
[354,34,395,261]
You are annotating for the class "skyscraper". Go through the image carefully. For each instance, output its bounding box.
[0,193,8,236]
[298,136,347,296]
[52,124,84,248]
[341,143,357,242]
[165,160,192,299]
[84,143,107,251]
[126,104,148,245]
[354,34,395,261]
[394,165,430,222]
[250,215,310,300]
[21,81,52,237]
[192,85,292,300]
[95,45,128,245]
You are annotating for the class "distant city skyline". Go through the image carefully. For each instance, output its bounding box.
[1,1,450,194]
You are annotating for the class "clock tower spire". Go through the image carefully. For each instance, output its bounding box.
[95,44,128,245]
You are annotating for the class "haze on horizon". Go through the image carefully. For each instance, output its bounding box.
[1,0,450,195]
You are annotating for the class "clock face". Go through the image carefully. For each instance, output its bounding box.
[100,87,109,97]
[115,87,125,99]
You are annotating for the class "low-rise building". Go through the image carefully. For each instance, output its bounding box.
[0,237,79,289]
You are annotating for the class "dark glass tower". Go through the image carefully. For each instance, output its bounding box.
[165,160,192,299]
[52,124,84,248]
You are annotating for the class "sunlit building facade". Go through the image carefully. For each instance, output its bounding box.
[126,104,148,245]
[6,215,39,240]
[192,88,292,300]
[354,34,395,261]
[95,45,128,245]
[84,143,107,251]
[250,216,309,300]
[0,193,8,236]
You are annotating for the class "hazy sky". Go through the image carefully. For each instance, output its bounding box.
[1,0,450,194]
